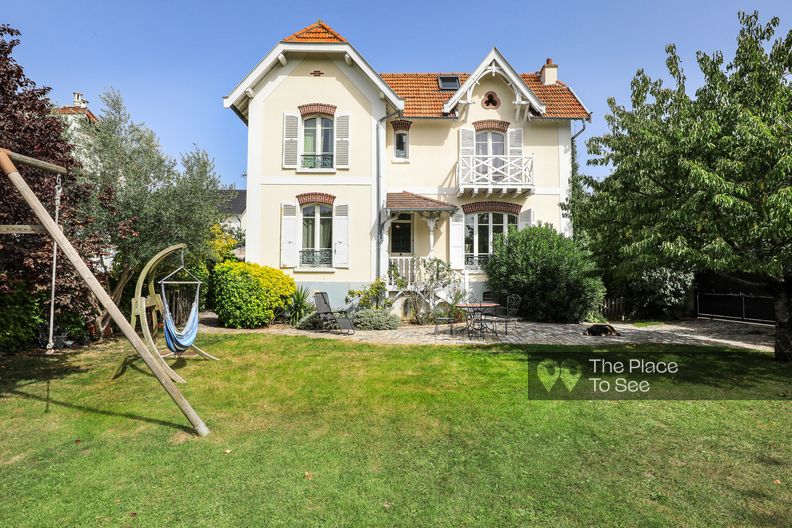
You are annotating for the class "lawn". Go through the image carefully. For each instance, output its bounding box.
[0,334,790,527]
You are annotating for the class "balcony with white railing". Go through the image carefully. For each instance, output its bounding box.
[457,154,534,196]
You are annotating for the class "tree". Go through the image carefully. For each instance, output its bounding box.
[585,12,792,360]
[74,89,228,331]
[0,24,107,338]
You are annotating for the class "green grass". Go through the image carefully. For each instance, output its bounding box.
[0,335,790,527]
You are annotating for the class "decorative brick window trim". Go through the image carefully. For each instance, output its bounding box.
[297,103,337,117]
[472,119,510,133]
[297,192,336,206]
[391,119,412,132]
[481,91,501,110]
[461,201,521,215]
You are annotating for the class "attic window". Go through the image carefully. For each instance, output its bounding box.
[438,76,460,90]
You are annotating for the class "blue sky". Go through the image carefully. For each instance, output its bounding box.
[5,0,790,187]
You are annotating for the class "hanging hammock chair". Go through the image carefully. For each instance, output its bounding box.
[159,257,202,355]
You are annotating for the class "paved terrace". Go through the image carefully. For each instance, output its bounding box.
[200,314,774,353]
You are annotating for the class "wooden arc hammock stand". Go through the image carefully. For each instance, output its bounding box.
[0,148,210,437]
[118,243,219,385]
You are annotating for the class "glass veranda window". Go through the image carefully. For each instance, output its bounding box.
[302,117,334,169]
[301,204,333,267]
[464,212,517,269]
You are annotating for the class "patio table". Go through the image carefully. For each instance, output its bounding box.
[456,302,500,338]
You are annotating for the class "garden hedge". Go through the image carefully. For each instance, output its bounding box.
[212,261,295,328]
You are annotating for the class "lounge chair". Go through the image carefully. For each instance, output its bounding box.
[313,292,356,335]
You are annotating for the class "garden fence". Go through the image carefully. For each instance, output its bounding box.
[696,292,774,324]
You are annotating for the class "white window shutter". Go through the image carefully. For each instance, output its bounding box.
[508,127,523,157]
[449,210,465,270]
[458,126,475,184]
[280,202,298,267]
[518,208,534,230]
[335,114,350,169]
[508,127,524,179]
[282,113,299,169]
[332,204,349,268]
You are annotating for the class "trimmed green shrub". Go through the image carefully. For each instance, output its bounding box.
[296,311,321,330]
[629,267,693,317]
[0,282,44,353]
[211,261,295,328]
[486,225,605,323]
[352,309,400,330]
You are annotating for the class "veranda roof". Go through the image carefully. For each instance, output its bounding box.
[386,192,457,212]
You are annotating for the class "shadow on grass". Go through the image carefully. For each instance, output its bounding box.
[111,354,187,380]
[0,352,85,396]
[8,388,192,433]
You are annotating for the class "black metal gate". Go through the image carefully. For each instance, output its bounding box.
[696,292,774,324]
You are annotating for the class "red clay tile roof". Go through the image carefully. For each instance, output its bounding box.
[282,20,346,43]
[379,72,589,119]
[386,192,457,211]
[379,73,470,118]
[55,106,98,123]
[520,74,589,119]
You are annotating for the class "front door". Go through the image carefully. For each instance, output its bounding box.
[390,213,413,255]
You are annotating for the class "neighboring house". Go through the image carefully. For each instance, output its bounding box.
[218,189,247,231]
[224,20,591,307]
[55,92,99,170]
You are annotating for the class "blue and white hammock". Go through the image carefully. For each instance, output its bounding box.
[160,281,200,355]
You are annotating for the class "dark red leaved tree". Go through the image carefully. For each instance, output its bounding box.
[0,24,108,333]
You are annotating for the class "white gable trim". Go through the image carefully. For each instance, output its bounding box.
[224,42,404,120]
[442,48,546,116]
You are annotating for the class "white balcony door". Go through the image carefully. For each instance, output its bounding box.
[475,131,505,181]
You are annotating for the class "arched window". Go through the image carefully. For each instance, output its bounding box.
[301,204,333,267]
[302,116,334,169]
[464,212,517,269]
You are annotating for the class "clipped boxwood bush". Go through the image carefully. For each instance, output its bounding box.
[486,225,605,323]
[352,309,400,330]
[211,261,295,328]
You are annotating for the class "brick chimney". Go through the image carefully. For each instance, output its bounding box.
[540,58,557,85]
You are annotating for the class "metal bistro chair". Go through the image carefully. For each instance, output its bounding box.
[465,293,498,339]
[491,294,521,335]
[314,292,356,335]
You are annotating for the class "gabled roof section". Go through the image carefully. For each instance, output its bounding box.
[218,189,246,215]
[224,21,403,123]
[442,48,545,116]
[282,20,347,43]
[386,192,457,212]
[380,72,590,119]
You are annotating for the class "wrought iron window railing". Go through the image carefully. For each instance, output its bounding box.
[300,249,332,268]
[301,154,334,169]
[465,254,490,270]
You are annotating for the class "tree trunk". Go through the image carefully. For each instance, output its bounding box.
[100,266,133,333]
[772,278,792,362]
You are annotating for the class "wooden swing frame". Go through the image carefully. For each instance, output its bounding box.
[0,148,210,437]
[120,243,218,385]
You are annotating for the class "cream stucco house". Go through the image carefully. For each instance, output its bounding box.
[224,20,591,307]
